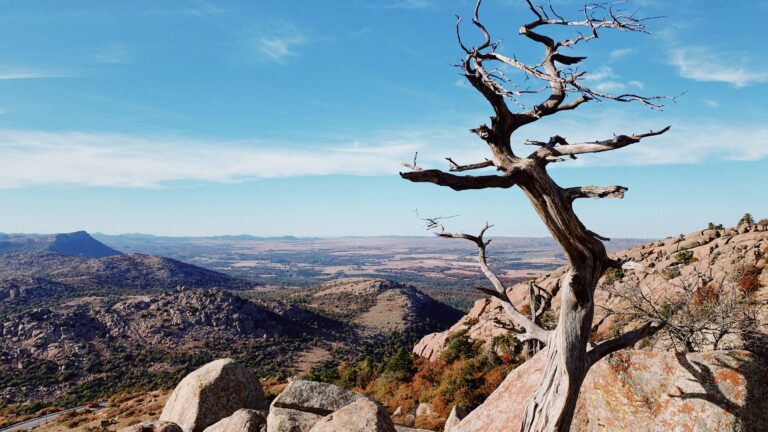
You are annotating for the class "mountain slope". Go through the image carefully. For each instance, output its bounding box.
[0,231,121,258]
[0,288,301,406]
[307,278,464,336]
[0,252,253,302]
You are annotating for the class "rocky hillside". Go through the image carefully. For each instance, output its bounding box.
[0,276,461,416]
[0,252,253,308]
[306,278,463,336]
[0,231,121,258]
[415,223,768,361]
[0,288,323,411]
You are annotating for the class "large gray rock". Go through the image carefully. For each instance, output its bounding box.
[160,359,267,432]
[120,421,184,432]
[308,398,397,432]
[266,408,323,432]
[266,381,363,432]
[271,380,362,415]
[203,409,266,432]
[395,426,433,432]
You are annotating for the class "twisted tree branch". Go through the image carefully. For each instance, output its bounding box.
[400,169,517,191]
[587,320,665,365]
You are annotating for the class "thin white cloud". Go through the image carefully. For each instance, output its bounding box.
[386,0,432,8]
[0,68,65,80]
[91,43,132,64]
[609,48,635,59]
[1,113,767,188]
[517,110,768,167]
[705,100,718,108]
[255,23,307,62]
[584,67,643,93]
[583,66,617,82]
[668,47,768,87]
[0,130,421,188]
[594,81,625,92]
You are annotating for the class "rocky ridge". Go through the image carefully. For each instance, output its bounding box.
[415,224,768,361]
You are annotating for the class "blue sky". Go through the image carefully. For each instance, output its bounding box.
[0,0,766,237]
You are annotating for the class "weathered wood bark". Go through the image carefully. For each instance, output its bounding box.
[400,1,671,431]
[515,164,606,431]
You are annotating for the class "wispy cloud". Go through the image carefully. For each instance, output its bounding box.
[91,43,132,64]
[254,23,307,62]
[518,110,768,167]
[0,67,66,80]
[0,129,421,188]
[1,114,767,188]
[386,0,432,9]
[609,48,635,59]
[583,66,643,92]
[583,66,617,82]
[668,47,768,87]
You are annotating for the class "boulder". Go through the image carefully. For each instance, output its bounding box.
[415,403,433,418]
[120,421,184,432]
[308,398,397,432]
[160,359,267,432]
[270,380,362,415]
[394,426,433,432]
[266,408,323,432]
[266,381,364,432]
[203,409,266,432]
[443,406,465,432]
[451,350,768,432]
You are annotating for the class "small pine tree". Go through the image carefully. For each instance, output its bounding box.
[738,213,755,227]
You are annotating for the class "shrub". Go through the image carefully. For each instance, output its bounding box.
[381,348,417,381]
[738,265,762,295]
[441,330,480,364]
[603,268,624,285]
[675,250,694,265]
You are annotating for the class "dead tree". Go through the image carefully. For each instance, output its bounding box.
[400,1,672,431]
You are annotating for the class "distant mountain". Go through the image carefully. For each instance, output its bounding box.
[0,252,253,304]
[0,231,121,258]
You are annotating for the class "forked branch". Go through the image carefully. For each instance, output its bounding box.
[530,126,671,161]
[426,220,551,344]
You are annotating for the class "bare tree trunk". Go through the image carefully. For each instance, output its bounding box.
[516,167,604,431]
[399,1,671,430]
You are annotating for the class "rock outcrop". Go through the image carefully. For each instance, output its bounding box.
[450,349,768,432]
[203,409,267,432]
[416,225,768,361]
[308,398,397,432]
[266,380,363,432]
[160,359,267,432]
[120,421,184,432]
